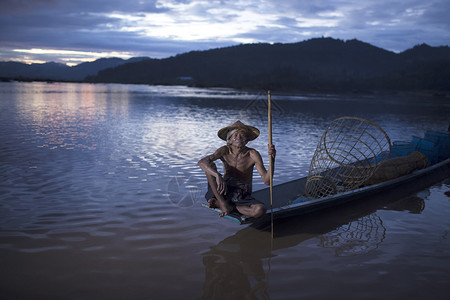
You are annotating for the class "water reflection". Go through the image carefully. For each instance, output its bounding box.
[12,82,130,151]
[318,214,386,257]
[202,228,272,300]
[201,192,426,299]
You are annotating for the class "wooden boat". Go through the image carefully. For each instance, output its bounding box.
[204,130,450,225]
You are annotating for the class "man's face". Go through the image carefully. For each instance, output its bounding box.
[230,129,248,147]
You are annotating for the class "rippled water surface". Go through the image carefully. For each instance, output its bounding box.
[1,82,449,299]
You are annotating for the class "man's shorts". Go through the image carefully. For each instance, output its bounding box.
[205,177,264,207]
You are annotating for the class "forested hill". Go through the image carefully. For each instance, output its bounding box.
[0,57,150,81]
[87,38,450,93]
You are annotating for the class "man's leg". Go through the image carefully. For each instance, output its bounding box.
[236,204,266,218]
[205,173,234,217]
[205,174,219,208]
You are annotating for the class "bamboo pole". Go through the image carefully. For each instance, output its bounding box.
[268,90,274,237]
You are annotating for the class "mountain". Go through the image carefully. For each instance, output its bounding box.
[0,61,68,80]
[400,43,450,61]
[0,57,150,81]
[87,38,450,92]
[2,38,449,92]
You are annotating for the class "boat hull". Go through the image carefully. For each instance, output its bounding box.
[233,158,450,225]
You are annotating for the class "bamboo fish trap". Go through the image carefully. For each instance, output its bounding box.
[306,117,391,198]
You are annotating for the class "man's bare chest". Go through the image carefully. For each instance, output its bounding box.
[221,152,254,171]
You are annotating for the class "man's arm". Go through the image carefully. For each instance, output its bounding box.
[251,145,276,185]
[197,146,227,194]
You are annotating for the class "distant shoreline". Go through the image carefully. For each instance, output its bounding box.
[2,77,448,99]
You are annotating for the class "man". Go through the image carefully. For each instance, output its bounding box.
[198,120,276,218]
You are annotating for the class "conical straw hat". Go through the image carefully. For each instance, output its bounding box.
[217,120,260,141]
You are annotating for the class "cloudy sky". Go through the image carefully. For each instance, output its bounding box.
[1,0,449,66]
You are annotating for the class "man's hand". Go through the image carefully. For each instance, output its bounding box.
[215,174,226,195]
[268,144,276,160]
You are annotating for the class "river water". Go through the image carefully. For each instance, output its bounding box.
[0,81,449,299]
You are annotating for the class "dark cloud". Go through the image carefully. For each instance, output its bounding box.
[421,1,450,29]
[0,0,448,64]
[0,0,162,14]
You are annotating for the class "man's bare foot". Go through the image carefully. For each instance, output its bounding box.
[218,202,234,217]
[208,198,232,216]
[219,210,231,217]
[208,198,219,208]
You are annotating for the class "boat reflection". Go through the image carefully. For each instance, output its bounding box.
[201,192,426,299]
